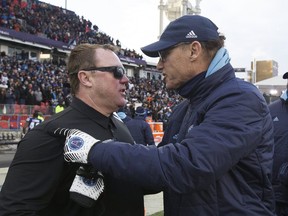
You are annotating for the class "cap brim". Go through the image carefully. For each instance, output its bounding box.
[283,72,288,79]
[141,40,178,57]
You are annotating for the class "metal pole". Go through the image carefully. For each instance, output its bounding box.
[65,0,67,9]
[158,0,167,37]
[253,58,256,83]
[182,0,188,16]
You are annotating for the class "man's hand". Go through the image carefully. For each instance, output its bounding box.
[53,128,100,164]
[52,128,105,207]
[70,165,105,207]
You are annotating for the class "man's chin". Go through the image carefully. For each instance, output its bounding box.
[118,100,127,108]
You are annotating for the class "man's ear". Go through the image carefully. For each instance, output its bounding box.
[78,71,93,87]
[189,41,201,60]
[192,41,201,55]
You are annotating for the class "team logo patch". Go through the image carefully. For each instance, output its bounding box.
[82,177,97,186]
[68,136,84,150]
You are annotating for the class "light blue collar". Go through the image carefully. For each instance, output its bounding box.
[280,90,288,101]
[205,47,231,78]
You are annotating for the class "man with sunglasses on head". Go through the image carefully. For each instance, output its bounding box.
[0,44,146,216]
[51,16,275,215]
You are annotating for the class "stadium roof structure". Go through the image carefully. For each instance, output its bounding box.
[0,26,149,66]
[254,75,287,96]
[254,75,287,86]
[0,26,71,52]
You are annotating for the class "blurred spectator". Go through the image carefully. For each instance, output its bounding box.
[4,88,15,114]
[0,88,6,114]
[55,100,65,113]
[34,87,43,105]
[117,107,155,146]
[23,110,43,134]
[37,111,44,121]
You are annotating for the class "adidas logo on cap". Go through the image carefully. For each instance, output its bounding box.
[186,30,197,39]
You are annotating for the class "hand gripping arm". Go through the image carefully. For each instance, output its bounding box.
[53,128,100,164]
[52,128,104,207]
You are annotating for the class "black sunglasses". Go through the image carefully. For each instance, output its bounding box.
[80,66,126,79]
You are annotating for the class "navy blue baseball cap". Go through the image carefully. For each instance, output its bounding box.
[141,15,220,57]
[135,106,145,115]
[283,72,288,79]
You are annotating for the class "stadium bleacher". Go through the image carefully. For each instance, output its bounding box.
[0,0,183,145]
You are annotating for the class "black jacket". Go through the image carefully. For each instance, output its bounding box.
[0,97,144,216]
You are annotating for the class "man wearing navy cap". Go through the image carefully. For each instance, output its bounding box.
[55,15,275,215]
[269,72,288,216]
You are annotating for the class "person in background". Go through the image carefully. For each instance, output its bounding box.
[0,43,146,216]
[22,110,43,134]
[117,106,155,146]
[0,88,6,114]
[55,15,276,215]
[269,72,288,216]
[55,100,65,113]
[37,111,44,121]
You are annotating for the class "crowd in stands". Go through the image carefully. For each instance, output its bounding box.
[0,54,183,126]
[0,0,143,60]
[0,54,70,114]
[0,0,184,128]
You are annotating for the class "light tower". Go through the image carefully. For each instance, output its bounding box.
[158,0,202,36]
[158,0,168,39]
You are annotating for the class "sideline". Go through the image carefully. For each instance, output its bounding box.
[0,167,8,174]
[0,167,9,191]
[0,167,9,185]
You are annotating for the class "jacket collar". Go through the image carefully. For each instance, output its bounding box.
[177,63,235,101]
[70,97,112,129]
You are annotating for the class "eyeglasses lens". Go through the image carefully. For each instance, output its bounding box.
[114,67,125,79]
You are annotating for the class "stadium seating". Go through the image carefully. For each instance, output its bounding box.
[1,115,10,121]
[20,115,29,121]
[10,121,19,129]
[10,115,19,122]
[0,121,9,129]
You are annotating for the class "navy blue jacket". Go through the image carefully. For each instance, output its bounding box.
[269,98,288,204]
[90,63,275,215]
[123,115,155,146]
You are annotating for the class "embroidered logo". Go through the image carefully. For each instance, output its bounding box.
[68,136,84,150]
[273,116,279,122]
[185,30,197,39]
[82,176,97,186]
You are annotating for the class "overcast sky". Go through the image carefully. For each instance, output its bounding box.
[42,0,288,76]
